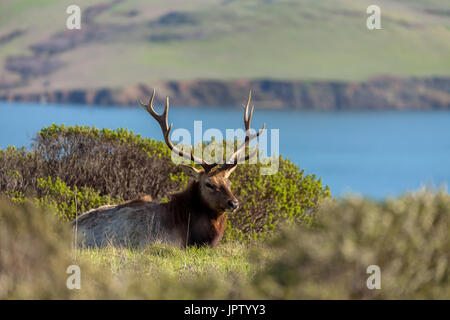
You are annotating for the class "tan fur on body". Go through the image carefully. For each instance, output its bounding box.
[74,169,233,248]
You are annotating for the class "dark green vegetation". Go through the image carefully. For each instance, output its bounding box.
[0,124,330,241]
[1,0,449,94]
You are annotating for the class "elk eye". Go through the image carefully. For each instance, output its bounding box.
[205,182,214,189]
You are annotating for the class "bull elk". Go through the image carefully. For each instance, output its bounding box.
[73,90,265,248]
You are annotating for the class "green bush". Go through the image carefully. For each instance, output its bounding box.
[227,157,329,241]
[35,124,180,200]
[250,190,450,299]
[0,146,44,194]
[35,177,121,221]
[4,176,121,221]
[0,124,330,240]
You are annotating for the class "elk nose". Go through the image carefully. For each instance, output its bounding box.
[228,200,239,210]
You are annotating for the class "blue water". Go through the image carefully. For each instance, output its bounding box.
[1,102,450,198]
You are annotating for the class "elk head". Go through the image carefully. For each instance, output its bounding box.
[139,90,265,213]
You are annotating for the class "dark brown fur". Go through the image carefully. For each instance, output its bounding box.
[162,181,227,247]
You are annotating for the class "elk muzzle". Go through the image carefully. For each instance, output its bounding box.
[227,199,239,210]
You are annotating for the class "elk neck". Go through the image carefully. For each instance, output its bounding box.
[163,181,227,247]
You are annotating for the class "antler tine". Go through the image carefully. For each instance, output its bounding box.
[226,123,265,164]
[244,90,251,123]
[139,89,170,132]
[140,90,217,172]
[244,90,256,130]
[162,96,170,129]
[221,90,265,169]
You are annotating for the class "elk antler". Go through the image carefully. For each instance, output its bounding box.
[139,89,217,172]
[219,90,266,171]
[140,89,265,173]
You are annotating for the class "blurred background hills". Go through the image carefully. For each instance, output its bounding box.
[0,0,449,109]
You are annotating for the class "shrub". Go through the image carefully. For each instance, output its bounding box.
[35,176,121,221]
[227,157,329,240]
[0,197,76,298]
[250,190,450,299]
[0,146,45,195]
[0,124,330,240]
[35,124,181,200]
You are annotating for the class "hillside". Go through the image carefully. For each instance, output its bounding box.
[0,0,449,107]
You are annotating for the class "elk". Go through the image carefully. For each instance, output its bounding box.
[73,90,265,248]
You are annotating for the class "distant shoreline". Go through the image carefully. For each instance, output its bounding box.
[1,76,449,110]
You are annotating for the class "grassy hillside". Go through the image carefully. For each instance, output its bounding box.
[0,0,449,94]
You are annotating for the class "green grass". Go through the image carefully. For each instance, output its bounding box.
[1,189,448,299]
[78,241,262,280]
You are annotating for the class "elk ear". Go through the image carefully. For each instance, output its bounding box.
[223,164,237,178]
[180,164,202,179]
